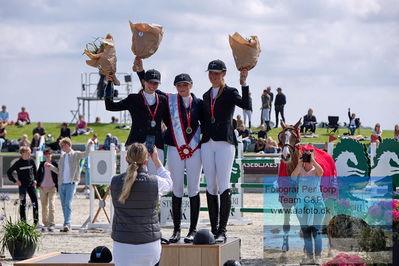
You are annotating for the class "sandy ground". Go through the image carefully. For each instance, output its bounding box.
[0,191,393,266]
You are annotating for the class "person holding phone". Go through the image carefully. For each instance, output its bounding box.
[163,73,203,243]
[105,63,170,174]
[111,143,172,266]
[201,59,250,242]
[291,148,324,265]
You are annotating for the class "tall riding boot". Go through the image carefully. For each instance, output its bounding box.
[216,189,231,243]
[266,121,271,131]
[169,194,182,243]
[184,193,200,243]
[206,191,219,236]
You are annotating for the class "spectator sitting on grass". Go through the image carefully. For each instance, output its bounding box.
[95,117,101,124]
[72,115,91,136]
[0,124,6,151]
[257,124,267,139]
[236,114,244,128]
[264,137,279,154]
[33,121,46,136]
[0,105,9,123]
[19,134,30,147]
[31,133,43,153]
[111,116,119,124]
[395,124,399,142]
[300,108,317,134]
[237,124,251,152]
[16,106,31,126]
[58,122,71,141]
[255,138,266,153]
[103,133,119,151]
[371,123,383,145]
[87,133,99,150]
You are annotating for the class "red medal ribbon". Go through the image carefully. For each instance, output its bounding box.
[210,91,217,121]
[180,95,192,129]
[141,91,159,122]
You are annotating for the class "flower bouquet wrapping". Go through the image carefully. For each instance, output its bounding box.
[229,32,261,71]
[129,21,163,59]
[84,34,120,86]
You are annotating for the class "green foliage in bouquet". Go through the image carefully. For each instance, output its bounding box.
[84,37,105,55]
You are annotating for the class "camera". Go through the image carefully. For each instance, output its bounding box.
[301,153,311,163]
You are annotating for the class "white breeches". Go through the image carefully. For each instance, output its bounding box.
[243,110,252,125]
[201,139,235,195]
[167,146,202,198]
[147,148,164,175]
[262,108,270,122]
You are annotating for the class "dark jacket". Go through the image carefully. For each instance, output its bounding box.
[105,92,169,149]
[36,160,58,191]
[201,85,250,145]
[58,128,71,141]
[164,93,203,147]
[274,93,286,106]
[110,168,160,244]
[303,115,317,125]
[7,158,37,186]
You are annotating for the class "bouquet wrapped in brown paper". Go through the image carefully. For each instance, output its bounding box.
[129,21,163,59]
[84,34,120,85]
[229,32,261,71]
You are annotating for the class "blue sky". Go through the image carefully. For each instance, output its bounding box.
[1,0,398,130]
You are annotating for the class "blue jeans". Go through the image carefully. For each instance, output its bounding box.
[349,125,356,135]
[59,183,76,226]
[0,138,4,151]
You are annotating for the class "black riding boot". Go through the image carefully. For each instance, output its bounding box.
[206,191,219,236]
[216,189,231,243]
[184,193,200,243]
[169,194,182,243]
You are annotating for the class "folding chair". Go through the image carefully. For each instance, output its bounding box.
[327,116,339,134]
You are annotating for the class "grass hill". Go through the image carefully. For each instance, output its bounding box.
[2,122,394,147]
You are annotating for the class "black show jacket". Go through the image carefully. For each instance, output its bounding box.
[201,85,249,146]
[105,91,170,149]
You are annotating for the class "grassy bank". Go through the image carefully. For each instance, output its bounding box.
[2,122,394,145]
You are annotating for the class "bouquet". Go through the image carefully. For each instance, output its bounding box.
[129,21,163,59]
[84,34,120,85]
[229,32,261,71]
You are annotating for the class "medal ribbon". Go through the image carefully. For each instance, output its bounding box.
[210,92,216,122]
[181,95,192,130]
[141,91,159,123]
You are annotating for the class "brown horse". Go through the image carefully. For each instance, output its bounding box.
[276,119,337,260]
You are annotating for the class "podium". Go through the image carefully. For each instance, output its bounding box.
[160,237,241,266]
[14,252,114,266]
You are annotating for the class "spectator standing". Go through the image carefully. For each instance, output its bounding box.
[274,88,286,128]
[103,133,119,151]
[87,133,99,150]
[0,105,9,122]
[257,124,267,139]
[33,121,46,136]
[46,138,93,232]
[111,144,172,266]
[16,106,31,126]
[243,92,252,128]
[267,87,274,121]
[36,148,58,232]
[7,146,39,225]
[19,134,31,148]
[394,125,399,141]
[261,89,271,130]
[300,108,317,134]
[371,123,383,144]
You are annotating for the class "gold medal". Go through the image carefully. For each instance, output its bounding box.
[186,127,193,134]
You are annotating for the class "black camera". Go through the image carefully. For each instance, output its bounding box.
[301,153,311,163]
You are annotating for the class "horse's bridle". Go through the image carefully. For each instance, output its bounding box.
[278,127,301,152]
